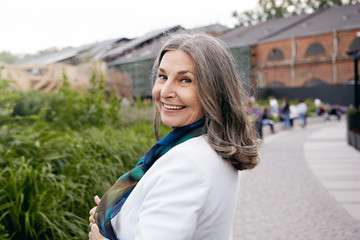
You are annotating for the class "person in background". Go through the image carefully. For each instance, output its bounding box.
[329,105,342,121]
[289,104,298,128]
[261,107,275,134]
[249,98,263,139]
[269,95,279,119]
[88,32,260,240]
[296,99,308,127]
[281,97,291,129]
[314,98,321,113]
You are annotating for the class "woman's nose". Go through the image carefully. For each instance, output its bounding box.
[161,79,176,98]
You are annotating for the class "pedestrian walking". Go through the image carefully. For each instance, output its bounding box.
[281,97,291,129]
[297,99,308,127]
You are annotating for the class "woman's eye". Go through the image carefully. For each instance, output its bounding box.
[158,74,167,80]
[181,78,192,83]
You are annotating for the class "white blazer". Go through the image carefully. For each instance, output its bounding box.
[111,136,240,240]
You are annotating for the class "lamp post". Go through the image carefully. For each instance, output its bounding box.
[347,49,360,109]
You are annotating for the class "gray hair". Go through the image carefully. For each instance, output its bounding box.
[151,31,259,170]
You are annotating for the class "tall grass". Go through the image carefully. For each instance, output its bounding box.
[0,70,168,239]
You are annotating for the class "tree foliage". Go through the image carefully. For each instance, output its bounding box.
[0,51,18,65]
[232,0,359,27]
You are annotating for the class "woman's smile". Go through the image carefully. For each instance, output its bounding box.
[162,103,186,110]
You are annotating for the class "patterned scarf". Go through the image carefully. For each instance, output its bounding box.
[95,119,205,240]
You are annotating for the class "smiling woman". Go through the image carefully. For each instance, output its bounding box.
[89,31,260,240]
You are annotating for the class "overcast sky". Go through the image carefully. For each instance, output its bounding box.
[0,0,258,55]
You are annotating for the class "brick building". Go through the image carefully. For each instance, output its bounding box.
[255,4,360,88]
[221,3,360,105]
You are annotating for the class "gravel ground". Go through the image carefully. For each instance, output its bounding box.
[232,123,360,240]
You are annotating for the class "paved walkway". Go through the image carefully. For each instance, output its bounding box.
[232,117,360,240]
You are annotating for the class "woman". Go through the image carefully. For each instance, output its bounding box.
[89,31,259,240]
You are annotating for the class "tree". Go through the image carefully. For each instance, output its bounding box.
[232,0,358,27]
[0,51,18,64]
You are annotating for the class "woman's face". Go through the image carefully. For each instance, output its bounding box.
[152,50,204,128]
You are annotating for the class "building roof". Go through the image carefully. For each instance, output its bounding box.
[101,25,183,60]
[90,38,130,61]
[220,13,311,48]
[221,3,360,48]
[107,40,163,66]
[261,3,360,43]
[16,37,129,66]
[16,43,94,66]
[190,23,230,34]
[108,24,231,66]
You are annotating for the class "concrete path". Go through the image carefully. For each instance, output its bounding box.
[304,120,360,221]
[232,118,360,240]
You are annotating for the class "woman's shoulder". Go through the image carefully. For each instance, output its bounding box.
[174,135,213,153]
[158,135,238,179]
[170,135,218,162]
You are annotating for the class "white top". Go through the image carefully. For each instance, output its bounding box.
[269,99,278,107]
[314,98,321,107]
[111,135,240,240]
[296,102,308,114]
[289,105,298,119]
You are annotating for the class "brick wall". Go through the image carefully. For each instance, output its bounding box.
[254,28,360,87]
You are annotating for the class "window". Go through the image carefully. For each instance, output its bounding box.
[303,78,327,87]
[267,48,284,60]
[305,42,325,56]
[349,37,360,52]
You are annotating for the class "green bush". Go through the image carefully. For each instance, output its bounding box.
[0,70,167,239]
[42,73,122,130]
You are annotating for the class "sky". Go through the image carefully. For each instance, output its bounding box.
[0,0,258,55]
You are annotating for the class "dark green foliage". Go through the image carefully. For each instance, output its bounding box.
[232,0,355,27]
[0,70,166,239]
[347,109,360,131]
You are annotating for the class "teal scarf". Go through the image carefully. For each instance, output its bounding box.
[95,119,205,240]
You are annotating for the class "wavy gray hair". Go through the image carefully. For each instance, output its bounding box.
[151,31,259,170]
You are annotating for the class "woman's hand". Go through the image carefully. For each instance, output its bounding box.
[89,195,100,228]
[89,223,107,240]
[89,195,107,240]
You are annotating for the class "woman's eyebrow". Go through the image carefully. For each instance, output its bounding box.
[158,68,194,75]
[177,70,194,75]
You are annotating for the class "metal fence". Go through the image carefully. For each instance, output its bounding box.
[256,84,360,106]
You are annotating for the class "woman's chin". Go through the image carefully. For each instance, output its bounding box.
[161,119,181,128]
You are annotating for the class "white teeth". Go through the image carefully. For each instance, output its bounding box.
[163,104,185,110]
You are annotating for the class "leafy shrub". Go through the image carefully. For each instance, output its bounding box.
[42,73,122,130]
[11,91,47,117]
[0,70,169,239]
